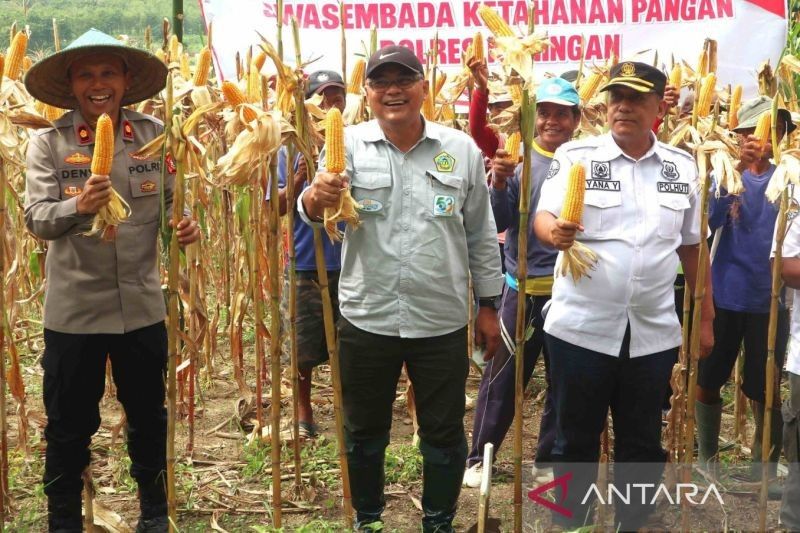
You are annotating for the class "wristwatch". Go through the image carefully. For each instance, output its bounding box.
[478,297,496,308]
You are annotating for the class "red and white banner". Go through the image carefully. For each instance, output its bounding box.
[199,0,787,96]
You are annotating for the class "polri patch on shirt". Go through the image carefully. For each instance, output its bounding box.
[657,182,689,194]
[433,195,455,216]
[788,197,800,221]
[64,152,92,166]
[140,180,157,193]
[433,152,455,172]
[591,160,611,180]
[661,160,679,181]
[546,160,560,179]
[586,179,620,191]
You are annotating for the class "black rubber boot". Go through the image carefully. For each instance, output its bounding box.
[347,435,389,531]
[696,400,722,476]
[419,437,467,533]
[47,492,82,533]
[136,476,168,533]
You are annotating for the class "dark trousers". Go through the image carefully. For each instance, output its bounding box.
[781,372,800,530]
[43,323,168,499]
[468,286,555,466]
[546,330,676,531]
[338,318,468,527]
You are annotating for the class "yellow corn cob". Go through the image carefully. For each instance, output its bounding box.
[169,34,181,61]
[669,64,682,89]
[695,73,716,119]
[193,48,212,86]
[472,31,484,62]
[754,111,771,149]
[422,92,436,121]
[509,84,523,106]
[504,133,521,162]
[91,114,115,175]
[325,108,346,174]
[441,103,455,122]
[251,50,267,72]
[35,101,65,121]
[247,68,262,103]
[4,31,28,81]
[88,114,129,241]
[560,163,586,224]
[180,53,191,80]
[348,59,366,94]
[697,50,708,78]
[728,84,742,129]
[478,5,514,38]
[434,72,447,97]
[222,80,258,123]
[578,72,603,103]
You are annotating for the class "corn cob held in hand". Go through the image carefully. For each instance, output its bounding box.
[323,108,361,241]
[87,113,131,241]
[556,162,598,282]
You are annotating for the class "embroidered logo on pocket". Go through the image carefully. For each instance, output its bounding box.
[358,198,383,213]
[433,195,455,217]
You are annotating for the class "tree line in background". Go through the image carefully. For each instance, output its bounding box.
[0,0,206,54]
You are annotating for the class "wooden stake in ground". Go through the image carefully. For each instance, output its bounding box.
[0,161,8,528]
[681,147,712,532]
[759,97,788,532]
[164,75,184,532]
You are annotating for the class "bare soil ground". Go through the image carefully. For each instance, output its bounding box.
[5,344,788,532]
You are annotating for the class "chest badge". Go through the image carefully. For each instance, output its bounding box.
[433,195,455,217]
[591,161,611,180]
[357,198,383,213]
[433,152,455,173]
[661,160,679,181]
[64,152,91,166]
[122,120,134,141]
[64,186,82,197]
[76,124,92,145]
[140,180,157,193]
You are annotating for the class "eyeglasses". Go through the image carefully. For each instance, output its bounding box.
[367,75,423,92]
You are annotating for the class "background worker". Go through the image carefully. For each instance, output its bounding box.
[534,61,714,530]
[464,77,581,488]
[24,29,200,532]
[776,191,800,530]
[695,96,794,492]
[271,70,347,438]
[298,45,503,532]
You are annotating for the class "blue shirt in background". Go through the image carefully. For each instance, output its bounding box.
[708,166,778,313]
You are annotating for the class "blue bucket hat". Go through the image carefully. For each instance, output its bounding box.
[536,77,580,107]
[24,28,168,109]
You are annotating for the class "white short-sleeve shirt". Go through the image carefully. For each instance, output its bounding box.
[538,132,701,357]
[774,186,800,375]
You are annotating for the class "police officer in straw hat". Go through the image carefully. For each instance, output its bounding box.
[24,28,200,532]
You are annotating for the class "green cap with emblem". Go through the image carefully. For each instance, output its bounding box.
[24,28,167,110]
[732,95,796,134]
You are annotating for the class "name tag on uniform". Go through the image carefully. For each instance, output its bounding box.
[433,195,455,216]
[657,182,688,194]
[586,179,620,191]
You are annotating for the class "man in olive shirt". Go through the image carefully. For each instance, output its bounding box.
[24,29,199,532]
[299,46,503,532]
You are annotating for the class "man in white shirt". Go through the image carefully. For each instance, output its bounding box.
[775,196,800,530]
[534,61,714,530]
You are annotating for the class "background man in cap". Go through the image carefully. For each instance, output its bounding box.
[24,28,200,532]
[270,69,347,438]
[463,77,581,489]
[298,44,503,532]
[534,61,714,530]
[695,96,795,492]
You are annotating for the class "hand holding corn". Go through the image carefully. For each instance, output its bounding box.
[76,174,112,215]
[554,162,598,281]
[169,216,201,246]
[736,134,770,172]
[490,149,517,190]
[302,171,348,221]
